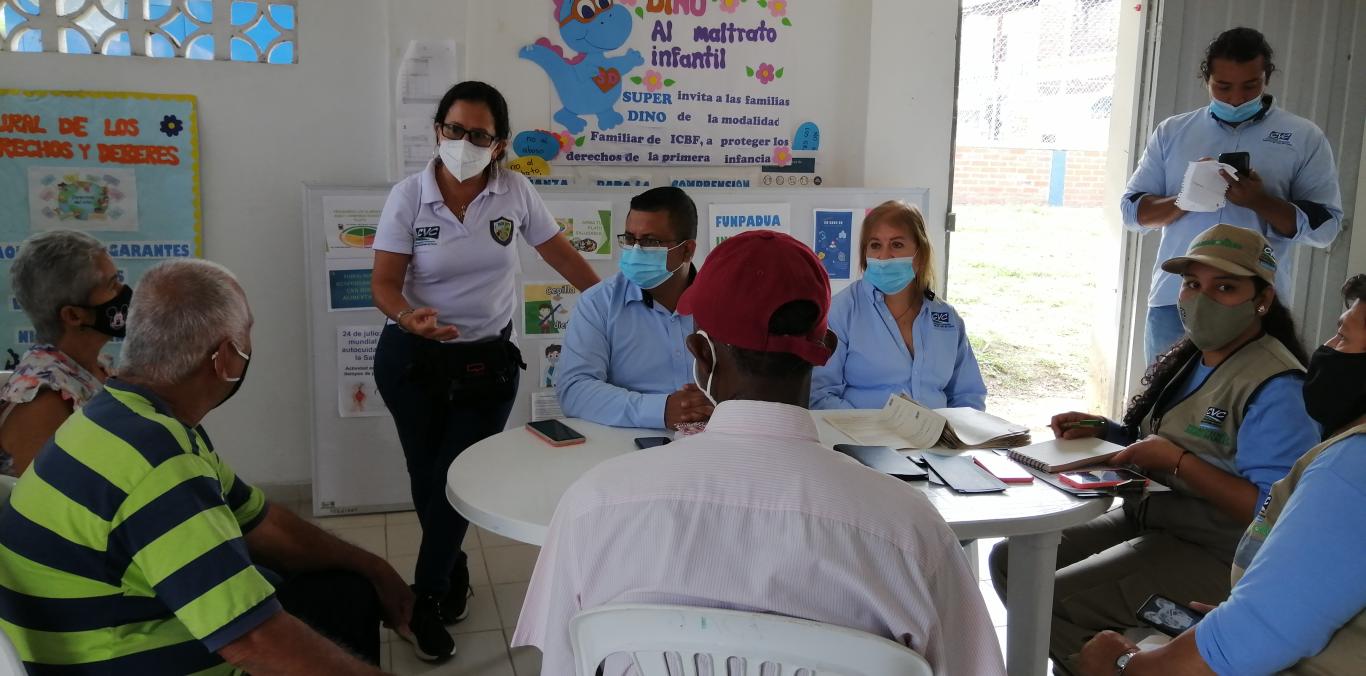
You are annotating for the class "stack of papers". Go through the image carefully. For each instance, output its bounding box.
[825,395,1031,450]
[1175,160,1239,212]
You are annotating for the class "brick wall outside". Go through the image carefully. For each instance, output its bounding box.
[954,146,1107,207]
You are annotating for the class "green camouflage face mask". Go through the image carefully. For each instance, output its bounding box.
[1178,292,1259,351]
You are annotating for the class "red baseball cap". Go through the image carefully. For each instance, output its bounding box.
[678,230,833,366]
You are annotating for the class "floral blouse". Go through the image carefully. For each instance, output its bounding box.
[0,345,111,476]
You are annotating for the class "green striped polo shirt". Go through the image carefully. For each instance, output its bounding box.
[0,379,278,675]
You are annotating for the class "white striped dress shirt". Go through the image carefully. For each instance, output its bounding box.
[511,400,1005,675]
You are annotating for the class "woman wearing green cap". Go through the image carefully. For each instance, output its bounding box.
[989,223,1321,673]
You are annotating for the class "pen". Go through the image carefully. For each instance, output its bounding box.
[1063,419,1105,429]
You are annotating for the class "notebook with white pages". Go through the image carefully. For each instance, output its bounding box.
[824,395,1031,450]
[1007,437,1125,473]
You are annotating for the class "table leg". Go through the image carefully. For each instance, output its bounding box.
[1005,530,1062,676]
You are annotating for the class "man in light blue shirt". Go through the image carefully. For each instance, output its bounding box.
[1121,28,1343,363]
[556,187,712,429]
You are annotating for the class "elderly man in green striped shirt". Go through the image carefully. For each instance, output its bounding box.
[0,259,412,675]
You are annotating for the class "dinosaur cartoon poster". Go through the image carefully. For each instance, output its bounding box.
[517,0,820,168]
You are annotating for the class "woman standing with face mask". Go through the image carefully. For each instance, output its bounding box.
[0,230,126,477]
[990,223,1322,674]
[811,200,987,410]
[370,81,598,663]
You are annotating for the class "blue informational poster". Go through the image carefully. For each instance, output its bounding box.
[813,209,855,280]
[328,268,375,311]
[0,89,201,362]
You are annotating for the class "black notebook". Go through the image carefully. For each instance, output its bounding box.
[833,444,929,480]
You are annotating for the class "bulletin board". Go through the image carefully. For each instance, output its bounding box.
[303,183,930,516]
[0,89,201,363]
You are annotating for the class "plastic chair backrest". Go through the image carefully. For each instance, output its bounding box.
[570,604,934,676]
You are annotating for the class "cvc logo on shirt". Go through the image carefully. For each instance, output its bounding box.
[1263,130,1294,147]
[930,311,953,328]
[415,225,441,247]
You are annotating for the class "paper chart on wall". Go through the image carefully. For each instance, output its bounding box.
[327,260,374,312]
[323,195,385,259]
[530,391,564,422]
[545,200,613,260]
[523,281,580,336]
[394,40,461,179]
[337,326,388,418]
[707,203,791,248]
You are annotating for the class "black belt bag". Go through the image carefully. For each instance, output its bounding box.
[407,323,525,406]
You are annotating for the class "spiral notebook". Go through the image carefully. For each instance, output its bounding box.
[1007,437,1124,473]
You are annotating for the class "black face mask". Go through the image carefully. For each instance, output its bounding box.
[79,285,133,338]
[1303,345,1366,438]
[217,342,251,407]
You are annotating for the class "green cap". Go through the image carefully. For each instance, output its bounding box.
[1161,223,1277,286]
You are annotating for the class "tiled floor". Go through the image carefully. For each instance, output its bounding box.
[298,505,542,675]
[300,504,1022,675]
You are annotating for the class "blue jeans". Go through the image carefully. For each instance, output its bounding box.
[373,325,518,597]
[1144,304,1185,366]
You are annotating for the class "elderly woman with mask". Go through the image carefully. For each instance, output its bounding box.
[0,230,127,476]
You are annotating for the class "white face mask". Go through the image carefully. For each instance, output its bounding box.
[438,139,493,182]
[692,330,719,407]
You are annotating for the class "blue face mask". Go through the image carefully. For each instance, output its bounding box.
[620,243,684,290]
[1210,95,1265,124]
[863,257,917,294]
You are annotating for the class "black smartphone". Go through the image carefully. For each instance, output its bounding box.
[525,420,586,447]
[833,444,928,480]
[1218,151,1250,175]
[634,436,671,450]
[1136,594,1206,638]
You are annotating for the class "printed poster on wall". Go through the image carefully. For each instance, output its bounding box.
[323,195,385,260]
[813,209,856,280]
[545,200,613,260]
[337,326,388,418]
[327,262,374,312]
[0,89,201,363]
[707,202,790,248]
[512,0,822,168]
[523,281,580,336]
[538,341,563,389]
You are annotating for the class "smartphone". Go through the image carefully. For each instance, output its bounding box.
[971,452,1034,484]
[634,436,671,450]
[1136,594,1206,638]
[1218,151,1250,175]
[1059,468,1148,490]
[525,420,586,447]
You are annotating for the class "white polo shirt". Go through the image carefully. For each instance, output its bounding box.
[374,161,560,342]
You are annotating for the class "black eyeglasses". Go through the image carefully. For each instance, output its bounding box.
[616,234,679,249]
[437,122,498,148]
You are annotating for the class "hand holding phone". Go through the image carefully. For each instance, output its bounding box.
[1136,594,1206,637]
[526,420,586,447]
[1059,468,1148,490]
[1218,151,1250,175]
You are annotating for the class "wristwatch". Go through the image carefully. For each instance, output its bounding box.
[1115,647,1142,674]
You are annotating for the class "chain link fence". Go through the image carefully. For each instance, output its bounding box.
[958,0,1119,150]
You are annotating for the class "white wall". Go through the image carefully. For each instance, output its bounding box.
[1353,117,1366,276]
[0,0,958,486]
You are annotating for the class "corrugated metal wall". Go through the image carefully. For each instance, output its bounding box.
[1138,0,1364,344]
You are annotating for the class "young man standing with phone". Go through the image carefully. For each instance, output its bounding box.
[1121,27,1343,363]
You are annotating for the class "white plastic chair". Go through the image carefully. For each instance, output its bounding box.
[0,625,23,676]
[570,604,933,676]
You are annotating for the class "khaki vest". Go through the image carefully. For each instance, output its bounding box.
[1134,335,1304,556]
[1229,423,1366,675]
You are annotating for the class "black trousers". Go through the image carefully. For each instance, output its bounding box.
[276,570,382,665]
[373,324,518,597]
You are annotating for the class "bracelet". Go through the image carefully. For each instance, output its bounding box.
[394,308,416,325]
[1174,449,1192,476]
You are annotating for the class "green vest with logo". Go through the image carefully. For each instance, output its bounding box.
[1134,334,1304,556]
[1229,423,1366,675]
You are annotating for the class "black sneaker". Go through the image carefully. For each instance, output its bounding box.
[398,591,456,662]
[440,585,474,625]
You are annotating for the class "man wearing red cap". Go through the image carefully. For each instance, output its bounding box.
[512,232,1004,675]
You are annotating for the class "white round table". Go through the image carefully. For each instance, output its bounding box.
[448,413,1112,676]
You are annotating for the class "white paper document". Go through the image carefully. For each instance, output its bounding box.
[1175,161,1238,212]
[825,395,1030,450]
[531,391,564,422]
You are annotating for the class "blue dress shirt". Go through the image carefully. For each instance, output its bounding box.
[811,280,987,411]
[556,272,696,429]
